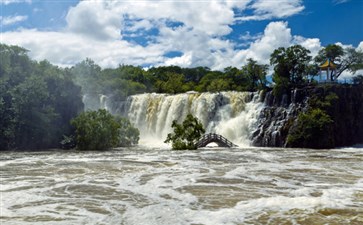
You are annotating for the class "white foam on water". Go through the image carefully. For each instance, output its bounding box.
[1,148,363,224]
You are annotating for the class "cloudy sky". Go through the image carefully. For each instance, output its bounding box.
[1,0,362,71]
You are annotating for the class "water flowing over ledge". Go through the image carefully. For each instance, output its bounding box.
[91,85,363,149]
[112,92,264,147]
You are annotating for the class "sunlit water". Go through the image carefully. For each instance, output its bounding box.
[1,147,363,225]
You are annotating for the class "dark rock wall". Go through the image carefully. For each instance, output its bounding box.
[251,85,363,148]
[329,85,363,147]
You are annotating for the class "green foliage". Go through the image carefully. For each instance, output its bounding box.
[0,44,84,150]
[315,44,344,64]
[71,58,102,94]
[207,78,233,92]
[315,44,363,80]
[155,72,188,94]
[70,57,268,100]
[271,45,312,96]
[71,109,139,150]
[287,109,334,149]
[115,116,140,147]
[242,58,269,91]
[71,109,120,150]
[60,135,76,149]
[165,114,205,150]
[308,92,338,112]
[195,71,224,92]
[344,48,363,75]
[272,75,290,98]
[287,91,338,149]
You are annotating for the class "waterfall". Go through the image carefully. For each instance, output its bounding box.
[82,94,110,111]
[121,91,264,147]
[99,94,109,110]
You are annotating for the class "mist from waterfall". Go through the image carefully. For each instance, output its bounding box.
[118,91,264,147]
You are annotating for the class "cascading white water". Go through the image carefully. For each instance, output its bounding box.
[82,94,110,111]
[123,91,264,147]
[99,94,109,110]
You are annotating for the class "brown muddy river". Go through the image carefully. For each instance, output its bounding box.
[1,147,363,224]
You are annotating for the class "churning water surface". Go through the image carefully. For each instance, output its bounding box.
[1,147,363,225]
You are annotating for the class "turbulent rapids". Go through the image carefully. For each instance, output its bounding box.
[1,148,363,224]
[114,92,264,147]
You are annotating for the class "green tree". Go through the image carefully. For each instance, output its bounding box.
[242,58,268,91]
[71,58,102,93]
[0,82,16,149]
[315,44,344,64]
[165,114,205,150]
[207,78,232,92]
[195,71,224,92]
[70,59,103,110]
[0,44,84,150]
[115,116,140,147]
[154,72,190,94]
[71,109,121,150]
[10,76,57,149]
[223,67,246,91]
[287,108,334,148]
[71,109,140,150]
[182,67,210,83]
[287,92,338,149]
[270,45,312,96]
[315,44,363,80]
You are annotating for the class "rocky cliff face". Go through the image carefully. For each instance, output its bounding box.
[251,85,363,148]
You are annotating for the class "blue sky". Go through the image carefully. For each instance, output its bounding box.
[1,0,362,74]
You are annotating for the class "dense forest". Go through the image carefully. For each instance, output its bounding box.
[0,44,84,150]
[1,43,362,150]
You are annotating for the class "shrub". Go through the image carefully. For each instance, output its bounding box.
[287,108,334,148]
[165,114,205,150]
[116,116,140,147]
[71,109,120,150]
[71,109,139,150]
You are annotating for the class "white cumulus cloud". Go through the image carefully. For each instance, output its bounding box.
[293,36,322,57]
[66,1,122,40]
[0,0,327,70]
[232,21,293,65]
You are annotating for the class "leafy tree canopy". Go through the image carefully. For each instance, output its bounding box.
[287,108,334,149]
[270,45,312,97]
[315,44,363,80]
[165,114,205,150]
[71,109,139,150]
[116,116,140,147]
[71,109,120,150]
[242,58,269,91]
[287,92,338,149]
[315,44,344,63]
[0,44,83,150]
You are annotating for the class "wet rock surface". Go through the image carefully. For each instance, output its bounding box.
[251,85,363,148]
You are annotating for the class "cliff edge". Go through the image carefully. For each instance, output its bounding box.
[252,84,363,149]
